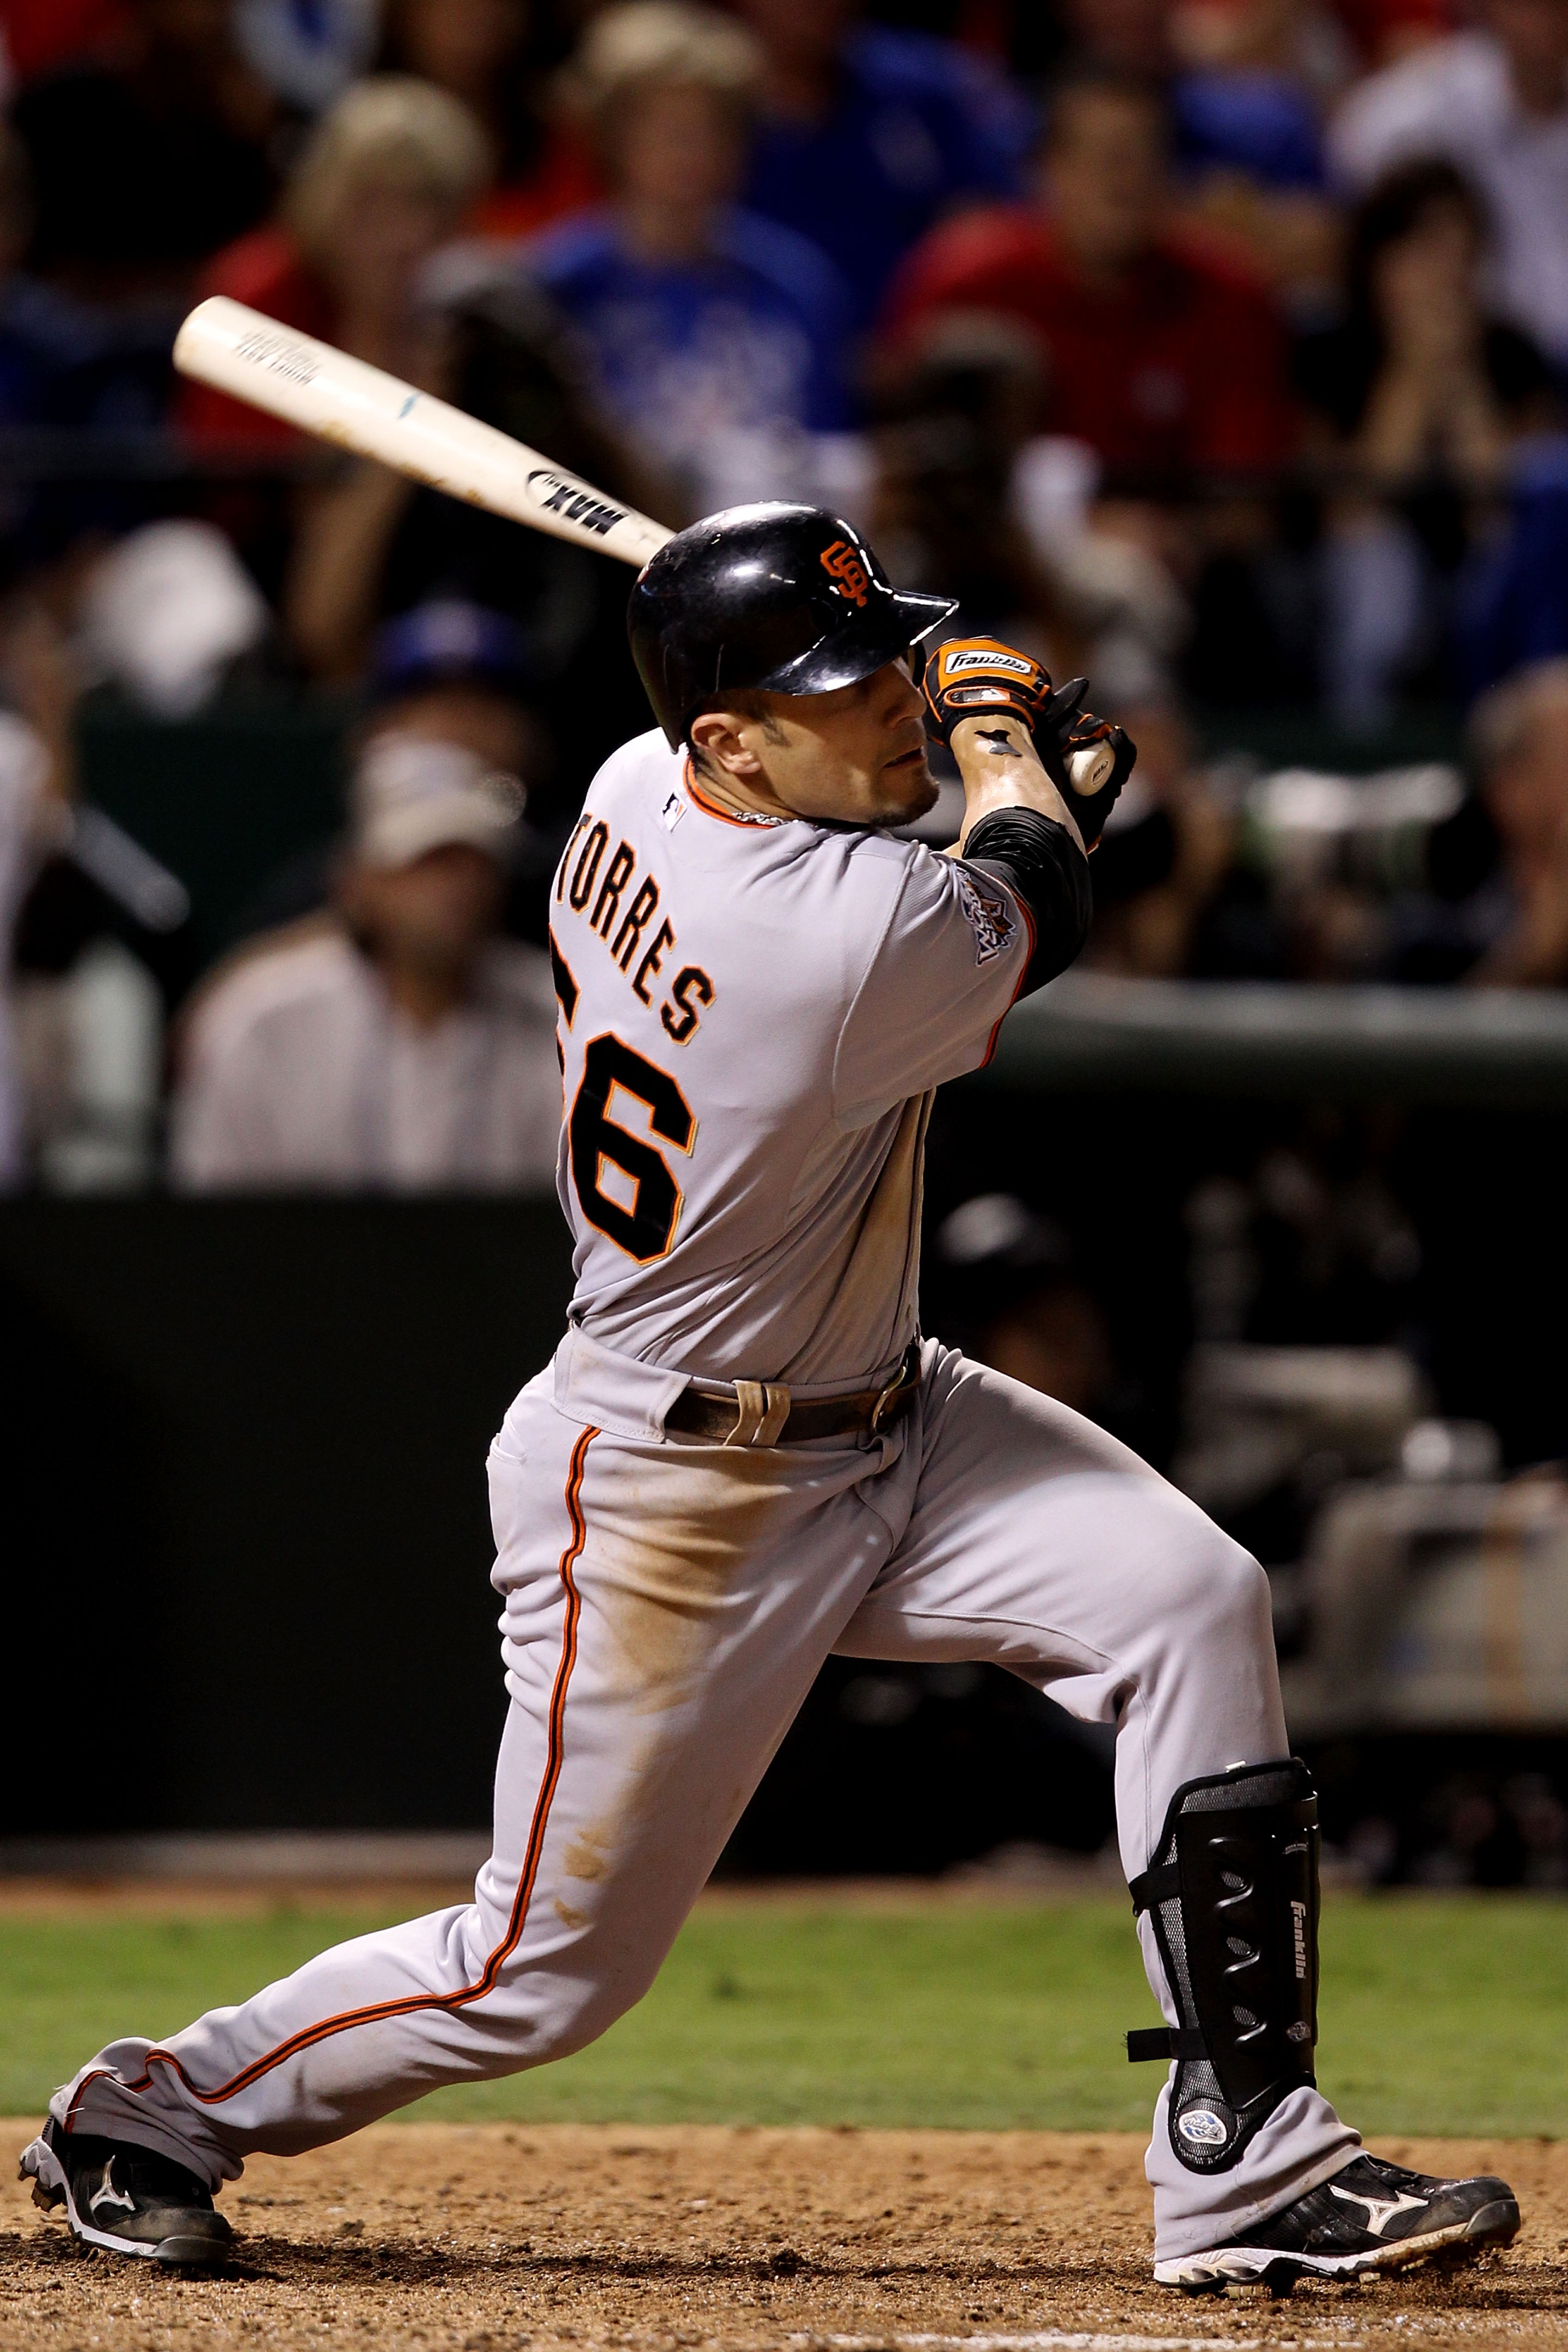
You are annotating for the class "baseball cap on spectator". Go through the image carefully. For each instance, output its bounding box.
[80,521,270,720]
[371,600,534,702]
[351,734,523,871]
[932,1193,1117,1418]
[931,1193,1078,1338]
[936,1194,1077,1288]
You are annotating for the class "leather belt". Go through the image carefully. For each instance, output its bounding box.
[664,1344,922,1448]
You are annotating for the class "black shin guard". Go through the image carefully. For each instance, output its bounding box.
[1127,1759,1320,2172]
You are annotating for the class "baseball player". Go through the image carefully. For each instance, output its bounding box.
[23,506,1518,2293]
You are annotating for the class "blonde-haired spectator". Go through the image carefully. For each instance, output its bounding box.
[181,76,492,448]
[562,1,764,143]
[286,76,492,267]
[518,0,853,500]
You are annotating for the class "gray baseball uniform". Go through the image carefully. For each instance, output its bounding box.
[50,730,1357,2262]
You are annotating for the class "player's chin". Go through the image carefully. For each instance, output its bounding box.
[880,746,938,821]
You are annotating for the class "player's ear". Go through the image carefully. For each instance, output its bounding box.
[689,708,764,777]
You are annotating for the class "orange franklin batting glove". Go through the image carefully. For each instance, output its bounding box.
[921,636,1058,748]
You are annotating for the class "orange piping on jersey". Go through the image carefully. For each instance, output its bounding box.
[981,881,1037,1068]
[65,1428,598,2127]
[682,757,781,830]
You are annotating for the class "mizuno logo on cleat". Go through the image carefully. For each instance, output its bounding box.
[1329,2184,1429,2235]
[89,2159,136,2216]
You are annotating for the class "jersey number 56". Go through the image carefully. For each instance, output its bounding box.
[569,1033,696,1262]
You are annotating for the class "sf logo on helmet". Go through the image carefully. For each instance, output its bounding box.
[819,540,869,608]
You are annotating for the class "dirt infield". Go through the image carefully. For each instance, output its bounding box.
[2,2123,1564,2352]
[0,1867,1122,1919]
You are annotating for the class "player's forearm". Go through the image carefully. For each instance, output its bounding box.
[950,712,1087,858]
[948,715,1093,995]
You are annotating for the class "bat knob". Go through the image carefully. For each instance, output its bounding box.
[1067,741,1116,797]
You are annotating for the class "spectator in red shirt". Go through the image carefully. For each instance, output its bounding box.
[880,66,1295,482]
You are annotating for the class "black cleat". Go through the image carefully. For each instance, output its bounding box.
[1156,2151,1520,2293]
[19,2116,233,2268]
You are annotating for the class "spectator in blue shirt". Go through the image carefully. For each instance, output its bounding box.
[0,119,168,435]
[0,121,181,572]
[1173,71,1324,194]
[734,0,1034,332]
[1161,0,1340,309]
[523,3,854,496]
[0,131,63,437]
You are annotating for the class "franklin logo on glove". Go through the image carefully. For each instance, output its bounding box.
[942,647,1037,677]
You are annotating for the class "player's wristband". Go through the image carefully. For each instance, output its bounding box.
[963,807,1091,997]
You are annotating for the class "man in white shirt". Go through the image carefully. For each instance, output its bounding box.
[173,733,561,1191]
[1328,0,1568,364]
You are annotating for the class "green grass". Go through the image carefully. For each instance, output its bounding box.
[2,1893,1564,2136]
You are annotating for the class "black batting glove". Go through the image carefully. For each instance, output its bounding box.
[1024,675,1137,849]
[1056,710,1137,852]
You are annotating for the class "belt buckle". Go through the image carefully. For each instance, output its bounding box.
[869,1345,918,1434]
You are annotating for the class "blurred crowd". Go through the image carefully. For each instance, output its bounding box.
[2,0,1564,1847]
[1,0,1568,1190]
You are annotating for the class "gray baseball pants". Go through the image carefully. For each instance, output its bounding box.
[54,1330,1357,2261]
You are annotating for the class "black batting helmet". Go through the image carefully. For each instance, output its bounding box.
[628,503,956,748]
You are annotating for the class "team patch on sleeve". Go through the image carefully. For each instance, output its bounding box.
[954,867,1018,966]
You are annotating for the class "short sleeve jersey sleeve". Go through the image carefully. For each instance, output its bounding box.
[832,841,1032,1128]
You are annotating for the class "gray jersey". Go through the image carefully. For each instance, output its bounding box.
[549,728,1033,1387]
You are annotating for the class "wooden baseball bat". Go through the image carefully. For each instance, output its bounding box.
[173,296,673,568]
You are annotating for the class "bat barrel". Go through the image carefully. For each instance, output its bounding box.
[174,297,672,568]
